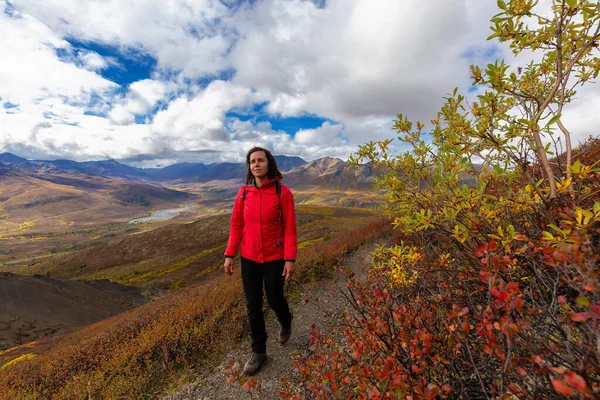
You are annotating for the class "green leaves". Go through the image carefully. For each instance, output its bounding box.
[544,113,562,128]
[566,0,578,8]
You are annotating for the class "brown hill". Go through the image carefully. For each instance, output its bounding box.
[6,206,382,290]
[29,213,233,289]
[0,168,194,237]
[0,272,147,350]
[283,157,377,190]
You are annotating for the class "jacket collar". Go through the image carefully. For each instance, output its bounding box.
[248,176,281,188]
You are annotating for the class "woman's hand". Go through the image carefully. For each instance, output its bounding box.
[282,261,296,281]
[224,257,234,276]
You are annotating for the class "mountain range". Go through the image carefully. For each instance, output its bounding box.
[0,153,309,183]
[0,151,380,238]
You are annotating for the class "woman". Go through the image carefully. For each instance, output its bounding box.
[224,146,297,375]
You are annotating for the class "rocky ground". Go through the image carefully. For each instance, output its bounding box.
[161,241,379,400]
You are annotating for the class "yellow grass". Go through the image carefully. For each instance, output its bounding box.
[0,353,36,372]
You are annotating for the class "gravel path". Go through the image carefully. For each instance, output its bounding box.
[161,241,379,400]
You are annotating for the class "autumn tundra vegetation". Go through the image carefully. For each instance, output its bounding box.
[2,0,600,399]
[284,1,600,399]
[0,211,390,399]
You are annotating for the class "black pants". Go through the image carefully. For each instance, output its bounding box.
[241,257,292,354]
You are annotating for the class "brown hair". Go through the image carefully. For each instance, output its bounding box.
[245,146,282,184]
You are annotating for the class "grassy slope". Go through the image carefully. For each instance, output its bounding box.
[0,215,390,399]
[2,205,383,290]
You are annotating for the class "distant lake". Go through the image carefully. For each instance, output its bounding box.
[128,204,195,224]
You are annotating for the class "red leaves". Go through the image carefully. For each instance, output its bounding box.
[491,288,509,301]
[474,240,498,258]
[551,379,574,395]
[479,270,489,282]
[291,203,600,400]
[461,321,471,334]
[571,312,589,322]
[564,371,587,391]
[514,297,524,310]
[474,245,486,258]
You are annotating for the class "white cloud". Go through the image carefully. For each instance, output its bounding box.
[1,0,598,165]
[558,84,600,146]
[294,122,344,146]
[150,80,261,149]
[0,4,116,106]
[229,0,499,123]
[77,51,116,71]
[109,79,171,125]
[11,0,232,77]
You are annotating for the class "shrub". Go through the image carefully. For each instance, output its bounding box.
[292,0,600,398]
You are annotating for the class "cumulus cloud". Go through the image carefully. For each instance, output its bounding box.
[229,0,499,122]
[11,0,233,77]
[1,0,598,165]
[77,51,115,71]
[0,4,116,106]
[294,122,344,146]
[109,79,171,125]
[146,80,268,156]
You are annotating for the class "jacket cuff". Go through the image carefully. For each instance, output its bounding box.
[224,255,234,259]
[284,259,295,262]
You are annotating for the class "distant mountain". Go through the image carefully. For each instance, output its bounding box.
[274,155,306,171]
[144,162,208,180]
[143,155,306,182]
[0,153,46,173]
[0,162,17,177]
[0,153,27,163]
[283,157,377,189]
[0,152,374,188]
[110,181,194,206]
[0,165,196,236]
[45,159,152,181]
[0,153,151,180]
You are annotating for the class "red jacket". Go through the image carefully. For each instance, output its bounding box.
[225,178,297,263]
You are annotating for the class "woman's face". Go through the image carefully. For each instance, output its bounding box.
[249,151,268,179]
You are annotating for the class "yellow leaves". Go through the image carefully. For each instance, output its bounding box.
[542,204,599,246]
[525,184,541,201]
[488,224,526,251]
[555,177,573,194]
[568,160,600,179]
[574,208,596,226]
[452,223,469,243]
[374,242,423,287]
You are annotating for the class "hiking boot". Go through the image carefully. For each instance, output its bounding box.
[243,352,266,375]
[279,310,293,344]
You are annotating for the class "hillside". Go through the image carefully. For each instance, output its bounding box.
[0,167,195,238]
[283,156,377,190]
[0,272,147,350]
[0,216,390,399]
[3,206,382,290]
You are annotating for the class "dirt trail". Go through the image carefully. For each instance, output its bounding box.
[161,241,379,400]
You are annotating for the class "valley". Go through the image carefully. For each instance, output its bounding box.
[0,152,385,354]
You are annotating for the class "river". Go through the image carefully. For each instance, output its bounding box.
[128,204,195,224]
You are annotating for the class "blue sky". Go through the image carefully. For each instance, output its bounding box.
[1,0,598,167]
